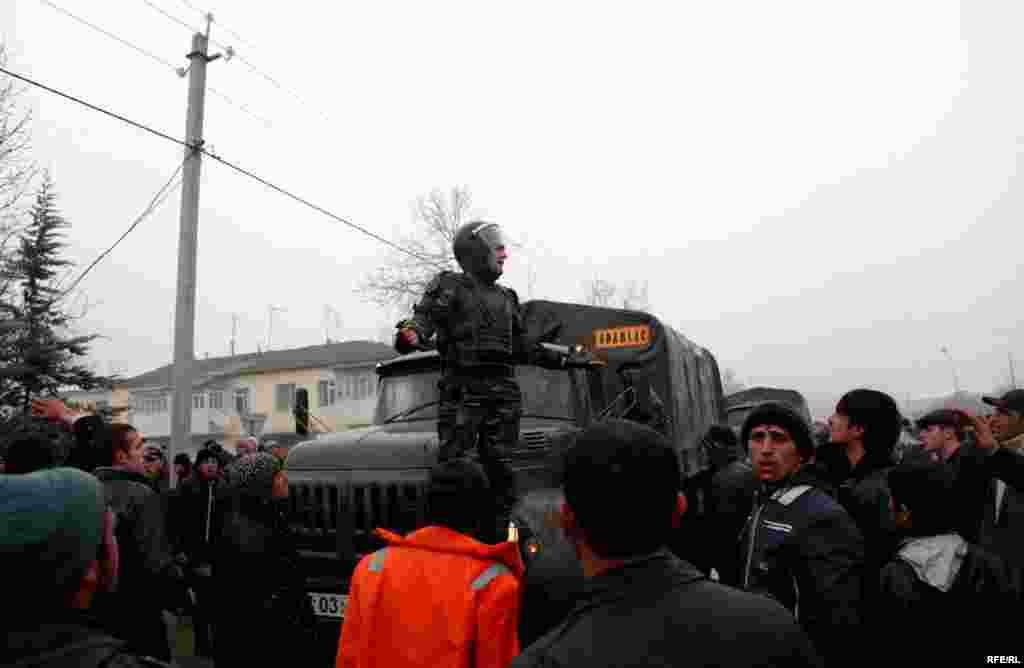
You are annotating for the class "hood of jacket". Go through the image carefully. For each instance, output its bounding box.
[375,526,525,578]
[897,534,967,593]
[91,466,153,488]
[2,611,125,668]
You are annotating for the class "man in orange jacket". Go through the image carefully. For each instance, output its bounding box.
[336,458,524,668]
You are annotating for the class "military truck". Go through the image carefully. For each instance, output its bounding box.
[724,386,813,433]
[284,300,724,662]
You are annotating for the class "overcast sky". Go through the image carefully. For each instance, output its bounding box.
[3,0,1021,407]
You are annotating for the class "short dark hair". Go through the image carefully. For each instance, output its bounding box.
[4,434,59,475]
[836,389,902,464]
[562,419,680,559]
[425,459,492,535]
[888,461,958,537]
[99,423,139,467]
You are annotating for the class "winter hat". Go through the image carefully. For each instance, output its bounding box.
[0,467,106,593]
[741,402,815,461]
[225,452,281,498]
[4,434,60,475]
[195,448,219,468]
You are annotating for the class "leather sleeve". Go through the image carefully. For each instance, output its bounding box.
[396,272,458,353]
[786,507,864,663]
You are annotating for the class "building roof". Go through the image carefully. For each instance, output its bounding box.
[122,340,395,389]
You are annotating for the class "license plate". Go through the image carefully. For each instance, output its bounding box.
[309,592,348,619]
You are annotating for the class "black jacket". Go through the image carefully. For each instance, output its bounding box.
[2,611,173,668]
[736,473,864,663]
[167,476,227,566]
[213,495,314,668]
[510,551,822,668]
[876,537,1024,662]
[808,445,895,576]
[91,467,178,661]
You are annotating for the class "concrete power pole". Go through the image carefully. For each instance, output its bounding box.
[169,32,219,489]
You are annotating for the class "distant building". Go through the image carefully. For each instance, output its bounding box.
[61,340,395,454]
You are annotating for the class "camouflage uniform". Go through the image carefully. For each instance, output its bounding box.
[399,269,543,541]
[397,222,573,542]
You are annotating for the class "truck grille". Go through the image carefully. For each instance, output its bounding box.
[288,481,427,548]
[521,430,550,449]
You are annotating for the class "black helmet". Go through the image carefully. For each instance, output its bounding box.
[453,221,507,283]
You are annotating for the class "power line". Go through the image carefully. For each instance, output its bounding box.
[62,161,185,297]
[203,150,446,266]
[177,0,257,51]
[0,66,444,267]
[207,86,275,128]
[0,66,190,148]
[154,0,333,125]
[40,0,276,130]
[141,0,203,37]
[38,0,181,73]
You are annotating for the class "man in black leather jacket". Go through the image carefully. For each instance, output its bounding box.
[735,402,864,664]
[878,460,1024,663]
[1,467,174,668]
[91,423,181,662]
[511,419,821,668]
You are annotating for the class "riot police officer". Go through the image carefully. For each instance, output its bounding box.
[396,221,573,543]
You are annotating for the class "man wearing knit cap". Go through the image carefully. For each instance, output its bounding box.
[0,468,173,668]
[167,447,226,658]
[735,402,864,665]
[511,419,820,668]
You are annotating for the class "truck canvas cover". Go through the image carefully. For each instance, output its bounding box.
[522,300,724,475]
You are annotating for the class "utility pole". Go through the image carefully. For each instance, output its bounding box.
[230,313,238,356]
[169,30,221,490]
[1011,352,1018,389]
[267,305,286,350]
[940,346,961,395]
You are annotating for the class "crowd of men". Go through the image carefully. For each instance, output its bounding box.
[3,386,1024,667]
[0,402,307,668]
[336,388,1024,667]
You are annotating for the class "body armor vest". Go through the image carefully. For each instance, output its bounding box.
[445,278,516,368]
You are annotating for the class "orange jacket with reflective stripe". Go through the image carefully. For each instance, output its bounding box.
[336,526,524,668]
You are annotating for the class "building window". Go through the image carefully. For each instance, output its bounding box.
[319,379,336,407]
[209,391,223,411]
[275,383,296,413]
[193,394,205,409]
[234,388,250,414]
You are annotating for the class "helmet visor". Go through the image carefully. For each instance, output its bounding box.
[473,223,506,251]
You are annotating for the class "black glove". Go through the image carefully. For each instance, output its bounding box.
[562,347,605,369]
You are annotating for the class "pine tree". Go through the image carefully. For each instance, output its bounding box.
[0,175,110,411]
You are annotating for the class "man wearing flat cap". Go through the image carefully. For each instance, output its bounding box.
[0,468,173,667]
[976,389,1024,562]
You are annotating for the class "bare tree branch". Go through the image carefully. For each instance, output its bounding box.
[356,186,475,310]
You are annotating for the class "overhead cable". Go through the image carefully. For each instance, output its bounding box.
[0,66,444,267]
[38,0,180,73]
[61,161,185,296]
[153,0,333,124]
[40,1,279,129]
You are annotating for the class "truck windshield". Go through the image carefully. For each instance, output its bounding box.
[375,366,574,424]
